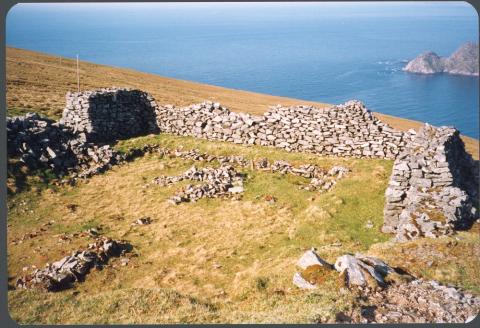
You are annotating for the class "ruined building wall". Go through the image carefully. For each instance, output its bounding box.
[60,88,409,159]
[382,124,479,241]
[61,88,159,143]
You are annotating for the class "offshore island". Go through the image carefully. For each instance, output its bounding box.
[403,42,479,76]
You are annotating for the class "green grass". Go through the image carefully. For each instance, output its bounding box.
[7,106,40,117]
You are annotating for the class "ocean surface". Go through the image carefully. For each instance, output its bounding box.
[6,2,480,138]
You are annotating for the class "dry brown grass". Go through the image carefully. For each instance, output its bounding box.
[7,46,478,159]
[6,47,329,118]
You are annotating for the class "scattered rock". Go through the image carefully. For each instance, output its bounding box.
[354,278,480,323]
[297,248,332,270]
[16,236,131,291]
[134,217,151,225]
[152,164,245,204]
[293,250,480,323]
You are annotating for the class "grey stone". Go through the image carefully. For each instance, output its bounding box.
[292,272,317,290]
[296,249,331,270]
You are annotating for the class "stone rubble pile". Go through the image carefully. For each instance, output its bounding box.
[61,88,159,143]
[356,279,480,323]
[136,145,349,193]
[383,124,479,241]
[68,143,124,180]
[7,113,124,178]
[141,145,349,201]
[16,236,130,291]
[156,100,408,159]
[151,164,245,204]
[268,161,350,192]
[293,250,480,323]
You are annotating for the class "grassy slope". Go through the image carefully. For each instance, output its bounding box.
[7,135,480,324]
[6,47,480,324]
[6,47,479,159]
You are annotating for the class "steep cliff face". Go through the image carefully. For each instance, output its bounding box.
[403,51,444,74]
[403,42,479,76]
[443,42,479,76]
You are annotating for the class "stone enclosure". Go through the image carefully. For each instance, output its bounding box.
[61,88,159,143]
[383,125,479,241]
[7,87,479,240]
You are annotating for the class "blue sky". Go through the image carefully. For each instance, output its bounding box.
[8,2,478,18]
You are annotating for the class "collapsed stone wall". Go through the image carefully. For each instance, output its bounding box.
[61,88,159,143]
[7,113,123,178]
[155,100,407,159]
[382,124,479,241]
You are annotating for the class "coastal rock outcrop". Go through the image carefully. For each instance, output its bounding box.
[403,42,479,76]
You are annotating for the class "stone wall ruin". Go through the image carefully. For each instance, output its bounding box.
[382,124,479,241]
[61,88,159,143]
[6,113,124,178]
[155,100,407,159]
[8,87,479,240]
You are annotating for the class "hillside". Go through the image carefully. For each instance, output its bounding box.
[6,47,478,159]
[6,47,480,324]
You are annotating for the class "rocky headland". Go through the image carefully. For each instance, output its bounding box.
[403,42,479,76]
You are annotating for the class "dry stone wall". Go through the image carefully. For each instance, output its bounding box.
[56,88,411,159]
[61,88,159,143]
[382,124,479,241]
[155,100,407,159]
[8,88,479,241]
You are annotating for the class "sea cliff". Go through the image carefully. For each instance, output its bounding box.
[403,42,479,76]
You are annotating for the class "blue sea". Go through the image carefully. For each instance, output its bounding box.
[6,2,480,138]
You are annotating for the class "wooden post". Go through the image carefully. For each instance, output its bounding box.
[76,54,80,92]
